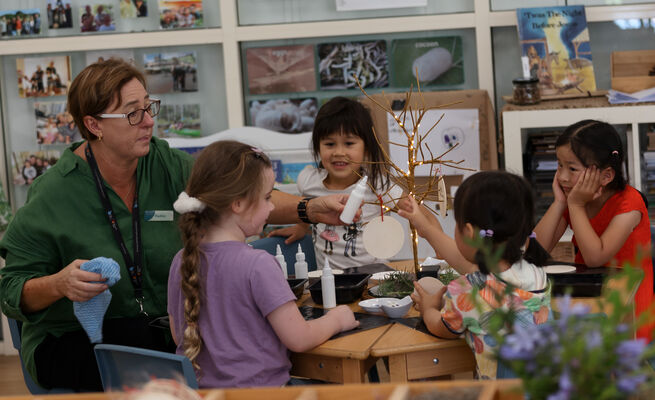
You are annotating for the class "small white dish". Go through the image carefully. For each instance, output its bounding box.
[371,271,395,281]
[358,298,385,313]
[380,296,413,318]
[359,296,413,316]
[543,264,577,274]
[307,269,345,278]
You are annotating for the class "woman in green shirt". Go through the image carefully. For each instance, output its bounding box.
[0,59,352,392]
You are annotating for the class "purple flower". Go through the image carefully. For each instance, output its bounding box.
[617,374,647,393]
[559,369,574,392]
[586,330,602,350]
[616,339,647,369]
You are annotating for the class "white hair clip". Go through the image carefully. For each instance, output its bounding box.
[173,191,206,214]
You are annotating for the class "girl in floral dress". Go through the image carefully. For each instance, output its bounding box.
[398,171,552,379]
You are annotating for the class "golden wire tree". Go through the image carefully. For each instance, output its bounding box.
[356,77,473,275]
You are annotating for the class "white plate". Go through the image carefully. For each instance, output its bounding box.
[543,264,577,274]
[371,271,395,281]
[307,269,345,278]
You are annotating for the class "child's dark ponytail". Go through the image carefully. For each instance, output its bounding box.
[455,171,548,274]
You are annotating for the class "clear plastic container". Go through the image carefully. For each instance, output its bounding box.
[512,77,541,105]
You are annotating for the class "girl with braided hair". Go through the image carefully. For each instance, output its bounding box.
[167,140,358,388]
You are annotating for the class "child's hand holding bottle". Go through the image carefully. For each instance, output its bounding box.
[326,304,359,331]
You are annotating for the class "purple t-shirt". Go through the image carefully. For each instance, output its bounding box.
[167,241,296,388]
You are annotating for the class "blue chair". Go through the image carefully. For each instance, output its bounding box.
[6,317,72,394]
[94,344,198,391]
[251,234,317,275]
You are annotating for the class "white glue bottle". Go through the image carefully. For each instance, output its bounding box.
[294,244,308,279]
[321,257,336,308]
[339,175,368,224]
[275,244,288,279]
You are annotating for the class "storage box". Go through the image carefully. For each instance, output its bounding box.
[610,50,655,93]
[308,273,370,304]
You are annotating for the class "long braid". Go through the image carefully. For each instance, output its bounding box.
[179,212,207,371]
[174,140,272,375]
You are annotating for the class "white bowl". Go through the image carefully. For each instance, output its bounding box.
[380,296,413,318]
[358,298,385,313]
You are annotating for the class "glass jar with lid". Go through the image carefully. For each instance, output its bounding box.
[512,77,541,105]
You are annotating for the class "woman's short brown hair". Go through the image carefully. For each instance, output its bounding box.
[67,59,146,141]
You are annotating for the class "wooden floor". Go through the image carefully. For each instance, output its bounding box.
[0,355,30,396]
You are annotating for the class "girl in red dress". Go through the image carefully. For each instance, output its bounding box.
[535,119,653,341]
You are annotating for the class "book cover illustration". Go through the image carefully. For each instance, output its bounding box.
[391,37,463,87]
[516,6,596,96]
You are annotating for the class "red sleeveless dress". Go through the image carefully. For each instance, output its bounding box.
[565,185,653,340]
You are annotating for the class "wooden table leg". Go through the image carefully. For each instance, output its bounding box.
[387,355,408,382]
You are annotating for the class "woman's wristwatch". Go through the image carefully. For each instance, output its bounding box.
[297,197,315,224]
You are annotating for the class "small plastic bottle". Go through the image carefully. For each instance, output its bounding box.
[294,244,308,279]
[275,244,288,279]
[340,176,368,224]
[321,257,336,308]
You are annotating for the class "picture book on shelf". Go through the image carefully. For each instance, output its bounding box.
[516,5,596,96]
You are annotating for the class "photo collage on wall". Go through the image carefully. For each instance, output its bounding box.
[243,36,465,134]
[12,46,204,187]
[0,0,203,37]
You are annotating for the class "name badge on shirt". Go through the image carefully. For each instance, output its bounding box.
[144,210,174,222]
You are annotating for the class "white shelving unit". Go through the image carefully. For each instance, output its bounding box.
[1,0,655,355]
[502,104,655,192]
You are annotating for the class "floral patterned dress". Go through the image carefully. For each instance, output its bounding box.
[441,270,551,379]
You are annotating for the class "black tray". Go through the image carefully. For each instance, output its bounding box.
[547,264,616,298]
[308,273,370,304]
[287,278,307,300]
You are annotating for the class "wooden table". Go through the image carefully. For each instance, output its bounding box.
[289,291,391,384]
[290,272,476,384]
[371,323,475,382]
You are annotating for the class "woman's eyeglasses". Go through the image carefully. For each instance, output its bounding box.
[98,99,161,126]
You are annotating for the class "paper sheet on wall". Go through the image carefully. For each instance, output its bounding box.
[336,0,427,12]
[386,109,479,177]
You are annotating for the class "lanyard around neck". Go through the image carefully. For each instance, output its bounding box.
[85,143,147,315]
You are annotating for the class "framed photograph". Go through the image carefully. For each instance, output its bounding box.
[120,0,141,18]
[80,3,115,32]
[47,0,73,29]
[391,37,463,87]
[249,98,318,134]
[16,55,72,98]
[318,40,388,89]
[34,101,81,145]
[157,103,202,138]
[12,150,61,186]
[85,49,135,66]
[1,9,42,37]
[143,51,198,94]
[158,0,203,29]
[246,44,316,94]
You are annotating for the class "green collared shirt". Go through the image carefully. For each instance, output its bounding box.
[0,137,193,384]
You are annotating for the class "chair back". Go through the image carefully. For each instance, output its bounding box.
[94,343,198,391]
[250,234,317,275]
[6,317,72,394]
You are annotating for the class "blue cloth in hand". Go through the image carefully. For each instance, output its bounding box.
[73,257,121,343]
